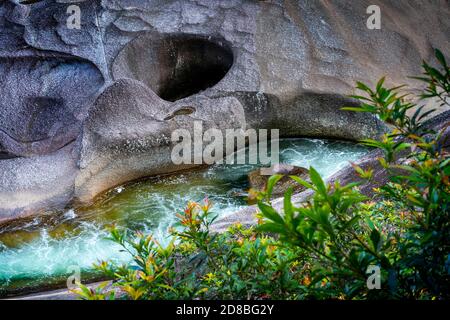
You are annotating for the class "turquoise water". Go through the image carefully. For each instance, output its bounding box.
[0,138,368,296]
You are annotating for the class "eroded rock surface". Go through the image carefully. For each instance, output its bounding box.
[75,78,246,203]
[0,0,449,221]
[0,56,104,157]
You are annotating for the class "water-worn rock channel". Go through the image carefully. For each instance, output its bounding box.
[0,138,368,297]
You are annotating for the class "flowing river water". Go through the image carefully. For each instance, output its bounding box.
[0,138,369,297]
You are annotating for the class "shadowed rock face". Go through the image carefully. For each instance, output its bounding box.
[0,56,104,157]
[113,34,234,102]
[0,0,449,222]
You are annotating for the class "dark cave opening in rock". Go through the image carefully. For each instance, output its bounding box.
[113,35,234,102]
[157,38,234,101]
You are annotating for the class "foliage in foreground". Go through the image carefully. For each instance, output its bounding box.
[76,49,449,300]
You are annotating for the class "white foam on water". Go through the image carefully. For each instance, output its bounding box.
[0,138,369,290]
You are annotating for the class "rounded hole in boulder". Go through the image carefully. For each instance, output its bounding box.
[163,106,196,121]
[113,35,234,102]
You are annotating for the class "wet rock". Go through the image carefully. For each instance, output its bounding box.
[0,0,449,220]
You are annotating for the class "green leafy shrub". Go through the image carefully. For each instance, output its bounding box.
[76,49,449,300]
[76,200,311,300]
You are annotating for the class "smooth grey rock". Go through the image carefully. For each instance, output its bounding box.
[0,143,77,224]
[0,0,449,221]
[0,56,104,157]
[75,78,247,203]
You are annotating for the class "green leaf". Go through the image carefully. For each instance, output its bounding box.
[434,48,448,69]
[425,65,445,82]
[318,209,334,237]
[365,217,376,231]
[439,158,450,169]
[341,107,367,112]
[418,108,436,121]
[394,142,411,152]
[376,77,386,93]
[342,216,360,230]
[348,95,372,101]
[411,76,431,83]
[266,174,283,198]
[157,284,177,293]
[290,175,314,190]
[309,167,327,196]
[406,194,424,206]
[257,202,284,224]
[356,81,373,94]
[340,182,362,192]
[256,222,287,234]
[370,229,381,251]
[284,187,294,224]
